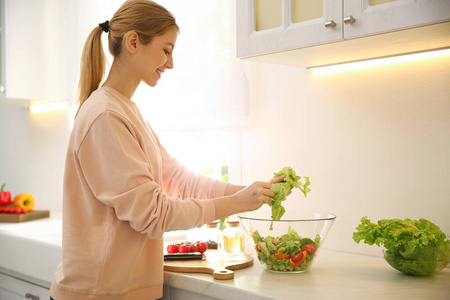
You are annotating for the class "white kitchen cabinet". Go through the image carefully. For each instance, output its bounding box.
[237,0,342,58]
[162,285,220,300]
[237,0,450,67]
[0,273,49,300]
[2,0,71,101]
[344,0,450,39]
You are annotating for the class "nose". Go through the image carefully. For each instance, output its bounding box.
[165,55,174,69]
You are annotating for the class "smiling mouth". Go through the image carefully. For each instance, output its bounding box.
[156,69,162,77]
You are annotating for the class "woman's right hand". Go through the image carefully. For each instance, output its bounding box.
[212,175,286,220]
[235,174,287,212]
[234,181,274,212]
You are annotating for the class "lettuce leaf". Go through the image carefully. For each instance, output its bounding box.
[268,167,311,222]
[353,217,450,275]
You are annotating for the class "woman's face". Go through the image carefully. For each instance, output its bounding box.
[137,27,178,87]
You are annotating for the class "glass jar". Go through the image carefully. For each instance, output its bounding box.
[203,221,221,250]
[223,220,244,254]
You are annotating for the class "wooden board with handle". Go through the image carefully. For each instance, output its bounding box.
[164,250,253,280]
[0,210,50,223]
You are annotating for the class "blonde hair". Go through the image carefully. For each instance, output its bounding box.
[74,0,179,120]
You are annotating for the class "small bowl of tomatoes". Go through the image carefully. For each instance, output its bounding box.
[238,210,336,273]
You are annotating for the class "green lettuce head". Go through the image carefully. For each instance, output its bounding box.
[353,217,450,275]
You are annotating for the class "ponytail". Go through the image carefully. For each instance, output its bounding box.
[74,26,107,120]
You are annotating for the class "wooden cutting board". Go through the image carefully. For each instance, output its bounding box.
[164,250,253,280]
[0,210,50,223]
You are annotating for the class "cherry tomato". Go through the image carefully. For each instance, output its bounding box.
[291,251,304,263]
[167,244,179,254]
[301,243,317,254]
[13,207,22,214]
[273,242,280,246]
[198,242,208,253]
[178,245,190,253]
[189,244,199,253]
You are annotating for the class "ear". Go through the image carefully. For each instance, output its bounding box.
[124,31,139,54]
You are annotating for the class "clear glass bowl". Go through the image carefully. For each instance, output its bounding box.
[238,210,336,273]
[383,241,450,276]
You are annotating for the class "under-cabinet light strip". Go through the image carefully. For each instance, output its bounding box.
[307,47,450,74]
[29,100,69,113]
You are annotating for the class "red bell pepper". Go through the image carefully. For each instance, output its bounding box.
[275,251,291,260]
[0,183,12,206]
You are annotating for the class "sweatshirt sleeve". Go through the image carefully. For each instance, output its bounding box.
[77,111,216,239]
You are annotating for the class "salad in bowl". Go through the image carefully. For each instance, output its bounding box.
[239,211,336,273]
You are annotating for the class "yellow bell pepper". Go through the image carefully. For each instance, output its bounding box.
[13,193,35,211]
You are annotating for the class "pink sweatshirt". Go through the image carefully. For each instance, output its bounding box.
[50,87,229,299]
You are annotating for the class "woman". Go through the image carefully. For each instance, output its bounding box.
[50,1,284,299]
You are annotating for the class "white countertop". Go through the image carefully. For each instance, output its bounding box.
[1,212,449,300]
[164,249,450,300]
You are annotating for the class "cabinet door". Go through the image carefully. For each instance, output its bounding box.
[0,273,50,300]
[237,0,342,58]
[4,0,70,101]
[344,0,450,39]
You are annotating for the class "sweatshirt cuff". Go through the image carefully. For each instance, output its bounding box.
[210,181,230,198]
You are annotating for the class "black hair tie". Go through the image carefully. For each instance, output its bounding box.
[99,20,109,33]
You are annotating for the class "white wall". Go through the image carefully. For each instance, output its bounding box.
[0,105,69,211]
[240,53,450,256]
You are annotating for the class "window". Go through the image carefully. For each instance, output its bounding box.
[134,0,248,133]
[158,131,234,180]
